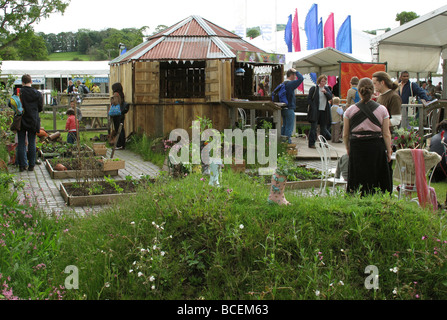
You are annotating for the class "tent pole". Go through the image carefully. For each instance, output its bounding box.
[443,59,447,100]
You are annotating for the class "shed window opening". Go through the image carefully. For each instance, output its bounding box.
[160,61,206,99]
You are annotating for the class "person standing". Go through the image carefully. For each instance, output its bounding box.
[372,71,402,129]
[346,77,360,109]
[110,82,130,150]
[281,68,304,144]
[398,71,429,104]
[307,74,333,148]
[343,78,392,196]
[330,97,343,143]
[17,74,43,172]
[65,108,78,144]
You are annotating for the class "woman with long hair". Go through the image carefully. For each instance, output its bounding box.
[343,78,392,195]
[111,82,129,149]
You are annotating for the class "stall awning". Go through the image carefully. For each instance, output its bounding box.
[371,5,447,74]
[0,60,111,78]
[285,47,361,76]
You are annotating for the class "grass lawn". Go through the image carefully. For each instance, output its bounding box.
[48,51,93,61]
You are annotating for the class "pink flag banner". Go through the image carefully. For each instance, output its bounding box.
[324,13,336,90]
[292,8,301,52]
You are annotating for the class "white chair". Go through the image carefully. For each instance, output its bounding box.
[315,135,347,194]
[394,149,441,206]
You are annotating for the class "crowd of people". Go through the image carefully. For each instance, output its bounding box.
[277,67,445,196]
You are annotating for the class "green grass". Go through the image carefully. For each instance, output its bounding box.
[2,169,447,300]
[48,51,93,61]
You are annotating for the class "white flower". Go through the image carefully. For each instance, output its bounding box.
[169,235,173,239]
[239,224,244,230]
[130,221,135,225]
[141,248,146,252]
[315,290,320,297]
[339,281,344,286]
[390,267,399,273]
[151,285,156,290]
[152,221,156,225]
[132,261,136,265]
[393,288,398,295]
[138,272,144,277]
[161,251,166,256]
[149,276,155,282]
[153,245,157,250]
[105,282,110,288]
[329,283,333,287]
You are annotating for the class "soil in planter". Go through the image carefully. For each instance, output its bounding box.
[65,180,141,197]
[49,157,102,171]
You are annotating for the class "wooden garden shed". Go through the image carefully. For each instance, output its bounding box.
[109,15,285,138]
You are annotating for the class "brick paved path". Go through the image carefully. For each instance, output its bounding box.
[13,149,160,216]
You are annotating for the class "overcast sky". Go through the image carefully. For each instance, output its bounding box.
[33,0,445,36]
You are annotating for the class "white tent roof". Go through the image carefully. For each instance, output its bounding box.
[0,60,110,78]
[371,5,447,74]
[284,47,361,76]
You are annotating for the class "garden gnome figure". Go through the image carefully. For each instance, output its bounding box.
[268,173,290,205]
[209,158,223,187]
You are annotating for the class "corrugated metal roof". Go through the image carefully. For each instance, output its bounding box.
[110,15,267,65]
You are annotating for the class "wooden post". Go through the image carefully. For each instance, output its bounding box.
[52,105,57,131]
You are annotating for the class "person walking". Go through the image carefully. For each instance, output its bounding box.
[307,74,333,148]
[110,82,130,150]
[343,78,392,196]
[280,68,304,144]
[17,74,43,172]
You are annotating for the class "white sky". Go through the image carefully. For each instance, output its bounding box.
[34,0,445,36]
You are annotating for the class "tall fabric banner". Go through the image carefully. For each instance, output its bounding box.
[285,14,293,53]
[336,15,352,54]
[340,62,387,99]
[317,18,323,49]
[305,4,318,50]
[324,13,336,89]
[292,8,301,52]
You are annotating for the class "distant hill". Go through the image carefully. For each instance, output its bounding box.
[48,51,94,61]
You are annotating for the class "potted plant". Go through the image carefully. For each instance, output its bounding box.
[393,127,422,150]
[268,155,294,205]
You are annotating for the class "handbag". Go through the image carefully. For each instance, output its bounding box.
[109,104,121,117]
[10,114,22,132]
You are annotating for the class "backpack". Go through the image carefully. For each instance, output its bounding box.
[353,87,360,103]
[80,84,90,94]
[9,95,23,115]
[272,82,288,106]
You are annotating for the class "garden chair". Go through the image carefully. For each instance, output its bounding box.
[315,135,347,194]
[394,148,441,209]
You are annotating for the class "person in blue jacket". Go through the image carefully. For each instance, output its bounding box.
[281,68,304,144]
[398,71,430,104]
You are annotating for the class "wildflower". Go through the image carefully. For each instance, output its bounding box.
[239,224,244,230]
[105,282,110,288]
[200,178,205,181]
[415,294,420,299]
[138,272,144,277]
[422,235,427,240]
[151,285,156,290]
[149,276,155,282]
[130,221,135,225]
[339,281,344,286]
[393,288,398,295]
[161,251,166,256]
[390,267,398,273]
[129,269,134,273]
[153,245,157,250]
[315,290,320,297]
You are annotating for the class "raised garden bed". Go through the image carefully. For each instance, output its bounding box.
[39,144,94,160]
[60,176,155,206]
[45,156,121,179]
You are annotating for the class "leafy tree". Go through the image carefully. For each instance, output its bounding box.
[0,0,70,51]
[16,31,49,60]
[395,11,419,26]
[246,27,260,39]
[152,25,168,35]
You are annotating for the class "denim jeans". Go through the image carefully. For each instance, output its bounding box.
[308,111,332,147]
[281,108,295,143]
[67,132,77,144]
[17,130,36,168]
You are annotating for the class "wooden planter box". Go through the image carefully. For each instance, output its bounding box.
[45,158,119,179]
[39,145,94,160]
[92,143,108,156]
[60,181,137,206]
[100,158,126,171]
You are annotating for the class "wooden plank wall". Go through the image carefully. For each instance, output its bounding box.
[112,59,232,138]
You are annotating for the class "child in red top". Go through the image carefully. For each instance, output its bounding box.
[65,108,79,144]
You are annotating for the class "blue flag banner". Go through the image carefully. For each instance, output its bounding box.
[336,15,352,54]
[305,3,318,50]
[285,15,293,53]
[318,17,323,49]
